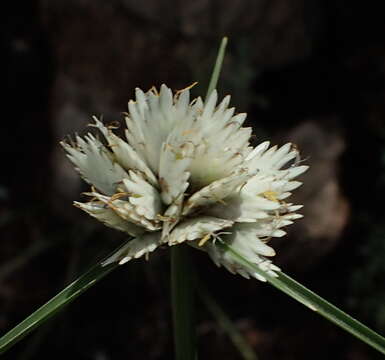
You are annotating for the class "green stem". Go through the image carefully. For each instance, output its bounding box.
[169,36,229,360]
[224,243,385,355]
[205,37,228,100]
[197,279,258,360]
[171,245,197,360]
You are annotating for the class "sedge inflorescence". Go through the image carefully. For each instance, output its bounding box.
[62,85,307,281]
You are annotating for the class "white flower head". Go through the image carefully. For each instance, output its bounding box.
[62,85,308,281]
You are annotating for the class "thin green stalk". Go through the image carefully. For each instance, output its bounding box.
[170,35,230,359]
[171,245,197,360]
[0,242,128,355]
[197,280,258,360]
[223,243,385,355]
[170,35,229,360]
[205,37,228,100]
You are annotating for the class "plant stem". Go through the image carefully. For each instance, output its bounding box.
[197,279,258,360]
[171,245,197,360]
[170,35,229,360]
[205,37,228,100]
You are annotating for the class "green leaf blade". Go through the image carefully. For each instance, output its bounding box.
[0,256,118,355]
[224,243,385,355]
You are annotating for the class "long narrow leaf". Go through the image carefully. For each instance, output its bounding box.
[223,243,385,355]
[0,242,130,355]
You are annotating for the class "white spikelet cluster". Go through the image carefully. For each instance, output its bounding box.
[62,85,308,281]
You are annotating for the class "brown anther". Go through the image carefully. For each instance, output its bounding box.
[159,177,169,193]
[175,82,198,98]
[108,192,130,207]
[157,214,171,221]
[149,86,159,95]
[107,121,120,129]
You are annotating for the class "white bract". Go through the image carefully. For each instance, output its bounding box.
[62,85,308,281]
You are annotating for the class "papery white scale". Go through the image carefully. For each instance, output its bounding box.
[62,85,308,281]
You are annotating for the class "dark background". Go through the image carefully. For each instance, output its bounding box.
[1,1,385,359]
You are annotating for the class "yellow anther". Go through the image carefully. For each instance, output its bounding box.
[262,190,279,202]
[181,129,197,136]
[216,198,227,205]
[156,214,172,221]
[165,143,185,160]
[198,233,211,247]
[110,192,130,201]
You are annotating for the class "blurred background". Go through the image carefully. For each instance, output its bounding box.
[1,0,385,359]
